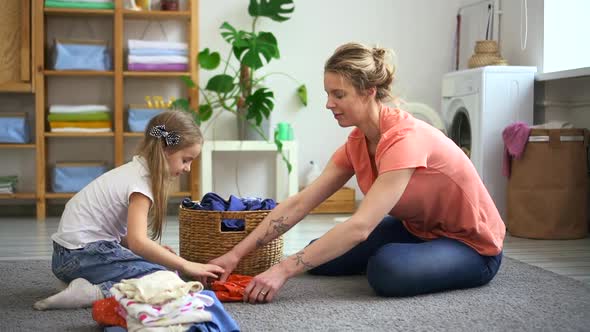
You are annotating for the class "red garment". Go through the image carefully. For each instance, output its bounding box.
[210,274,253,302]
[92,297,127,328]
[502,122,531,177]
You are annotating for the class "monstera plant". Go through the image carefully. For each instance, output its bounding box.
[174,0,307,173]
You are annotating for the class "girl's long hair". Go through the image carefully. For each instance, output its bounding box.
[137,110,202,240]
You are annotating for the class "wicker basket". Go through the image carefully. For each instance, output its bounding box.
[474,40,499,53]
[178,206,284,276]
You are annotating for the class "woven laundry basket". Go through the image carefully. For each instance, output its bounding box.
[178,206,284,276]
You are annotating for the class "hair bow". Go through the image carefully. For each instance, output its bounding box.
[149,124,181,146]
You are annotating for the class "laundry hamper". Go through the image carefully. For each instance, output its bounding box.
[507,128,589,239]
[178,206,284,276]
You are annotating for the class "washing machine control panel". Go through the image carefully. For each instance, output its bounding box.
[442,74,479,97]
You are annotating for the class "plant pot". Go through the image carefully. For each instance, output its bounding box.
[237,115,271,141]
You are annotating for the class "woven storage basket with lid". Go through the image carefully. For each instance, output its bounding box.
[179,206,284,276]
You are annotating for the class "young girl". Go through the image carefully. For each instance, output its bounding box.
[34,110,224,310]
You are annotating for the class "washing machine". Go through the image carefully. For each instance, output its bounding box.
[441,66,536,219]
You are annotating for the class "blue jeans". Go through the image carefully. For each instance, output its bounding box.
[51,241,166,297]
[308,216,502,297]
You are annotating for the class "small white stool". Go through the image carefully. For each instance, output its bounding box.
[200,140,298,201]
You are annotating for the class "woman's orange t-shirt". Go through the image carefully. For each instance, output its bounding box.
[331,105,505,256]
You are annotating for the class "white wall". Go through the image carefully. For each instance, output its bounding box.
[1,0,462,202]
[201,0,460,200]
[543,0,590,73]
[499,0,544,70]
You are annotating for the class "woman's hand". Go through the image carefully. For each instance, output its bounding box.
[243,264,289,304]
[208,252,240,281]
[181,261,225,286]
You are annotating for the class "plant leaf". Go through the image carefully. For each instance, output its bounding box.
[197,49,221,70]
[179,75,197,88]
[248,0,294,22]
[245,88,274,125]
[238,32,279,69]
[296,84,307,106]
[198,104,213,122]
[171,98,190,111]
[205,74,235,93]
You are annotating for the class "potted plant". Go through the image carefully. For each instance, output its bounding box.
[174,0,307,173]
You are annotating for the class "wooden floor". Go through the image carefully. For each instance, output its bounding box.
[1,215,589,285]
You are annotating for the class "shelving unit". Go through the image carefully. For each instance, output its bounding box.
[33,0,200,219]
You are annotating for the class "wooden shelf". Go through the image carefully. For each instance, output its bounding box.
[45,192,75,199]
[170,191,191,198]
[44,70,114,77]
[44,8,114,16]
[123,71,190,78]
[45,132,114,137]
[0,193,36,200]
[122,9,191,20]
[0,143,35,149]
[28,0,200,219]
[0,82,32,93]
[44,192,190,199]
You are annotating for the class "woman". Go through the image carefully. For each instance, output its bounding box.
[210,42,505,303]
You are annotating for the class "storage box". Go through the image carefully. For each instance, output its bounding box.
[127,105,165,132]
[0,113,30,143]
[51,162,108,193]
[311,187,356,214]
[53,39,111,71]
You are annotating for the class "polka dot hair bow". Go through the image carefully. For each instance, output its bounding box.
[149,124,181,146]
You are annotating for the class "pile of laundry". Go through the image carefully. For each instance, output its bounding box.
[93,271,240,332]
[47,104,112,133]
[127,40,189,72]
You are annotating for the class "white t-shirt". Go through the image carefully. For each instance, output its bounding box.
[52,156,154,249]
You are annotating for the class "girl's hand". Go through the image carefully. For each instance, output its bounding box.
[243,264,289,304]
[162,245,176,255]
[208,252,240,281]
[182,262,225,286]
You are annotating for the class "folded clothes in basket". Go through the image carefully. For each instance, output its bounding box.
[181,193,276,231]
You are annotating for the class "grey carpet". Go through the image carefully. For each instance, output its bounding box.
[1,257,589,332]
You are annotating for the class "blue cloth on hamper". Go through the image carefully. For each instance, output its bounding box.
[181,193,276,231]
[53,41,111,71]
[0,116,30,143]
[52,165,107,192]
[127,108,164,132]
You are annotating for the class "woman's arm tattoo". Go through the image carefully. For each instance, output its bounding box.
[255,216,290,249]
[292,250,315,270]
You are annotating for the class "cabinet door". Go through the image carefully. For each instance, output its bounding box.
[0,0,31,92]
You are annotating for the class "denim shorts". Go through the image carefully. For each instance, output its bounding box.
[52,240,166,297]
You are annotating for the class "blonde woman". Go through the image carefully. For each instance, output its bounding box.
[34,110,223,310]
[211,42,505,303]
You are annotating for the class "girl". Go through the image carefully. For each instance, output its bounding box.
[34,110,224,310]
[210,42,504,303]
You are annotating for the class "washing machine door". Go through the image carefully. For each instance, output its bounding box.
[404,102,447,134]
[450,107,472,158]
[443,94,482,175]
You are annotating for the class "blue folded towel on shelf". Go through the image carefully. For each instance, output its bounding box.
[182,193,276,231]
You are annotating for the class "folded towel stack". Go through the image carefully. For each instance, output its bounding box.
[45,0,115,9]
[48,105,112,133]
[127,39,189,72]
[0,176,18,194]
